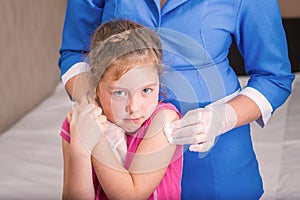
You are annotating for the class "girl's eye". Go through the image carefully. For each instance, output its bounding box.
[113,90,127,97]
[142,88,153,95]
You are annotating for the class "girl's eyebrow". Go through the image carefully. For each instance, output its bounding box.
[141,82,159,87]
[107,86,122,91]
[107,84,125,90]
[109,82,159,90]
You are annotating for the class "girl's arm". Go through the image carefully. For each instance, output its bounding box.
[61,110,96,200]
[91,109,180,200]
[62,139,95,200]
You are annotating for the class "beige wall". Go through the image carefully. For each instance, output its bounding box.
[0,0,66,133]
[279,0,300,18]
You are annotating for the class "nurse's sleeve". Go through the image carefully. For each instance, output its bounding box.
[58,0,104,86]
[234,0,295,127]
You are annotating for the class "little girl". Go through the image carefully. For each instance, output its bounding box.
[60,20,182,199]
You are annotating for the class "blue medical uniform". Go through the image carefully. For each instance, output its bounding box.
[58,0,294,199]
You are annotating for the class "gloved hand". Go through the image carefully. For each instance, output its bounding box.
[164,103,237,153]
[69,96,107,154]
[102,121,127,165]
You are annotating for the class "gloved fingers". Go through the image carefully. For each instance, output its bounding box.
[200,141,214,152]
[103,121,126,146]
[78,94,97,107]
[189,143,203,152]
[171,108,204,129]
[113,136,127,149]
[167,108,213,138]
[189,143,212,158]
[200,110,213,127]
[76,95,97,115]
[168,132,206,145]
[81,103,96,116]
[87,94,97,105]
[165,120,206,138]
[79,95,89,104]
[167,135,195,145]
[99,120,127,164]
[164,124,195,144]
[78,104,103,125]
[164,123,197,145]
[191,133,207,144]
[72,97,94,117]
[193,108,222,142]
[72,95,97,112]
[77,95,88,110]
[189,141,214,153]
[164,119,207,145]
[163,107,224,148]
[117,139,127,152]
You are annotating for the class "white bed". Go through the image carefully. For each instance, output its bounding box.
[0,73,299,200]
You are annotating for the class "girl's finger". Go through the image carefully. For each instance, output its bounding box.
[94,107,103,117]
[97,115,107,124]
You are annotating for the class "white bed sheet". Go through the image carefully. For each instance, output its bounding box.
[0,85,70,200]
[0,73,299,199]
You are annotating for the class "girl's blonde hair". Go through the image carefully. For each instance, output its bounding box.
[89,20,162,92]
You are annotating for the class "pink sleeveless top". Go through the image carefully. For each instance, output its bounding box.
[60,102,183,200]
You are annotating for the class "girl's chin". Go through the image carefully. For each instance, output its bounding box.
[123,126,139,134]
[117,120,144,133]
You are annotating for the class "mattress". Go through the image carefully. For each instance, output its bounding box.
[0,73,299,199]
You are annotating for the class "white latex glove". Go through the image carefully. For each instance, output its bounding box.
[70,97,107,154]
[164,103,237,153]
[103,121,127,165]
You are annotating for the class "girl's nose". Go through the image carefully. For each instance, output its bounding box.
[126,94,139,114]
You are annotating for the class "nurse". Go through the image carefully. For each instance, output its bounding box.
[58,0,294,199]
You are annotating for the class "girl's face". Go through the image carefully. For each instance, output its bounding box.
[97,63,160,133]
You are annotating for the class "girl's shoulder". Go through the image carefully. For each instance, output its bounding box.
[141,102,181,131]
[151,102,181,120]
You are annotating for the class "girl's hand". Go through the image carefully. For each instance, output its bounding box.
[62,95,102,200]
[68,96,107,155]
